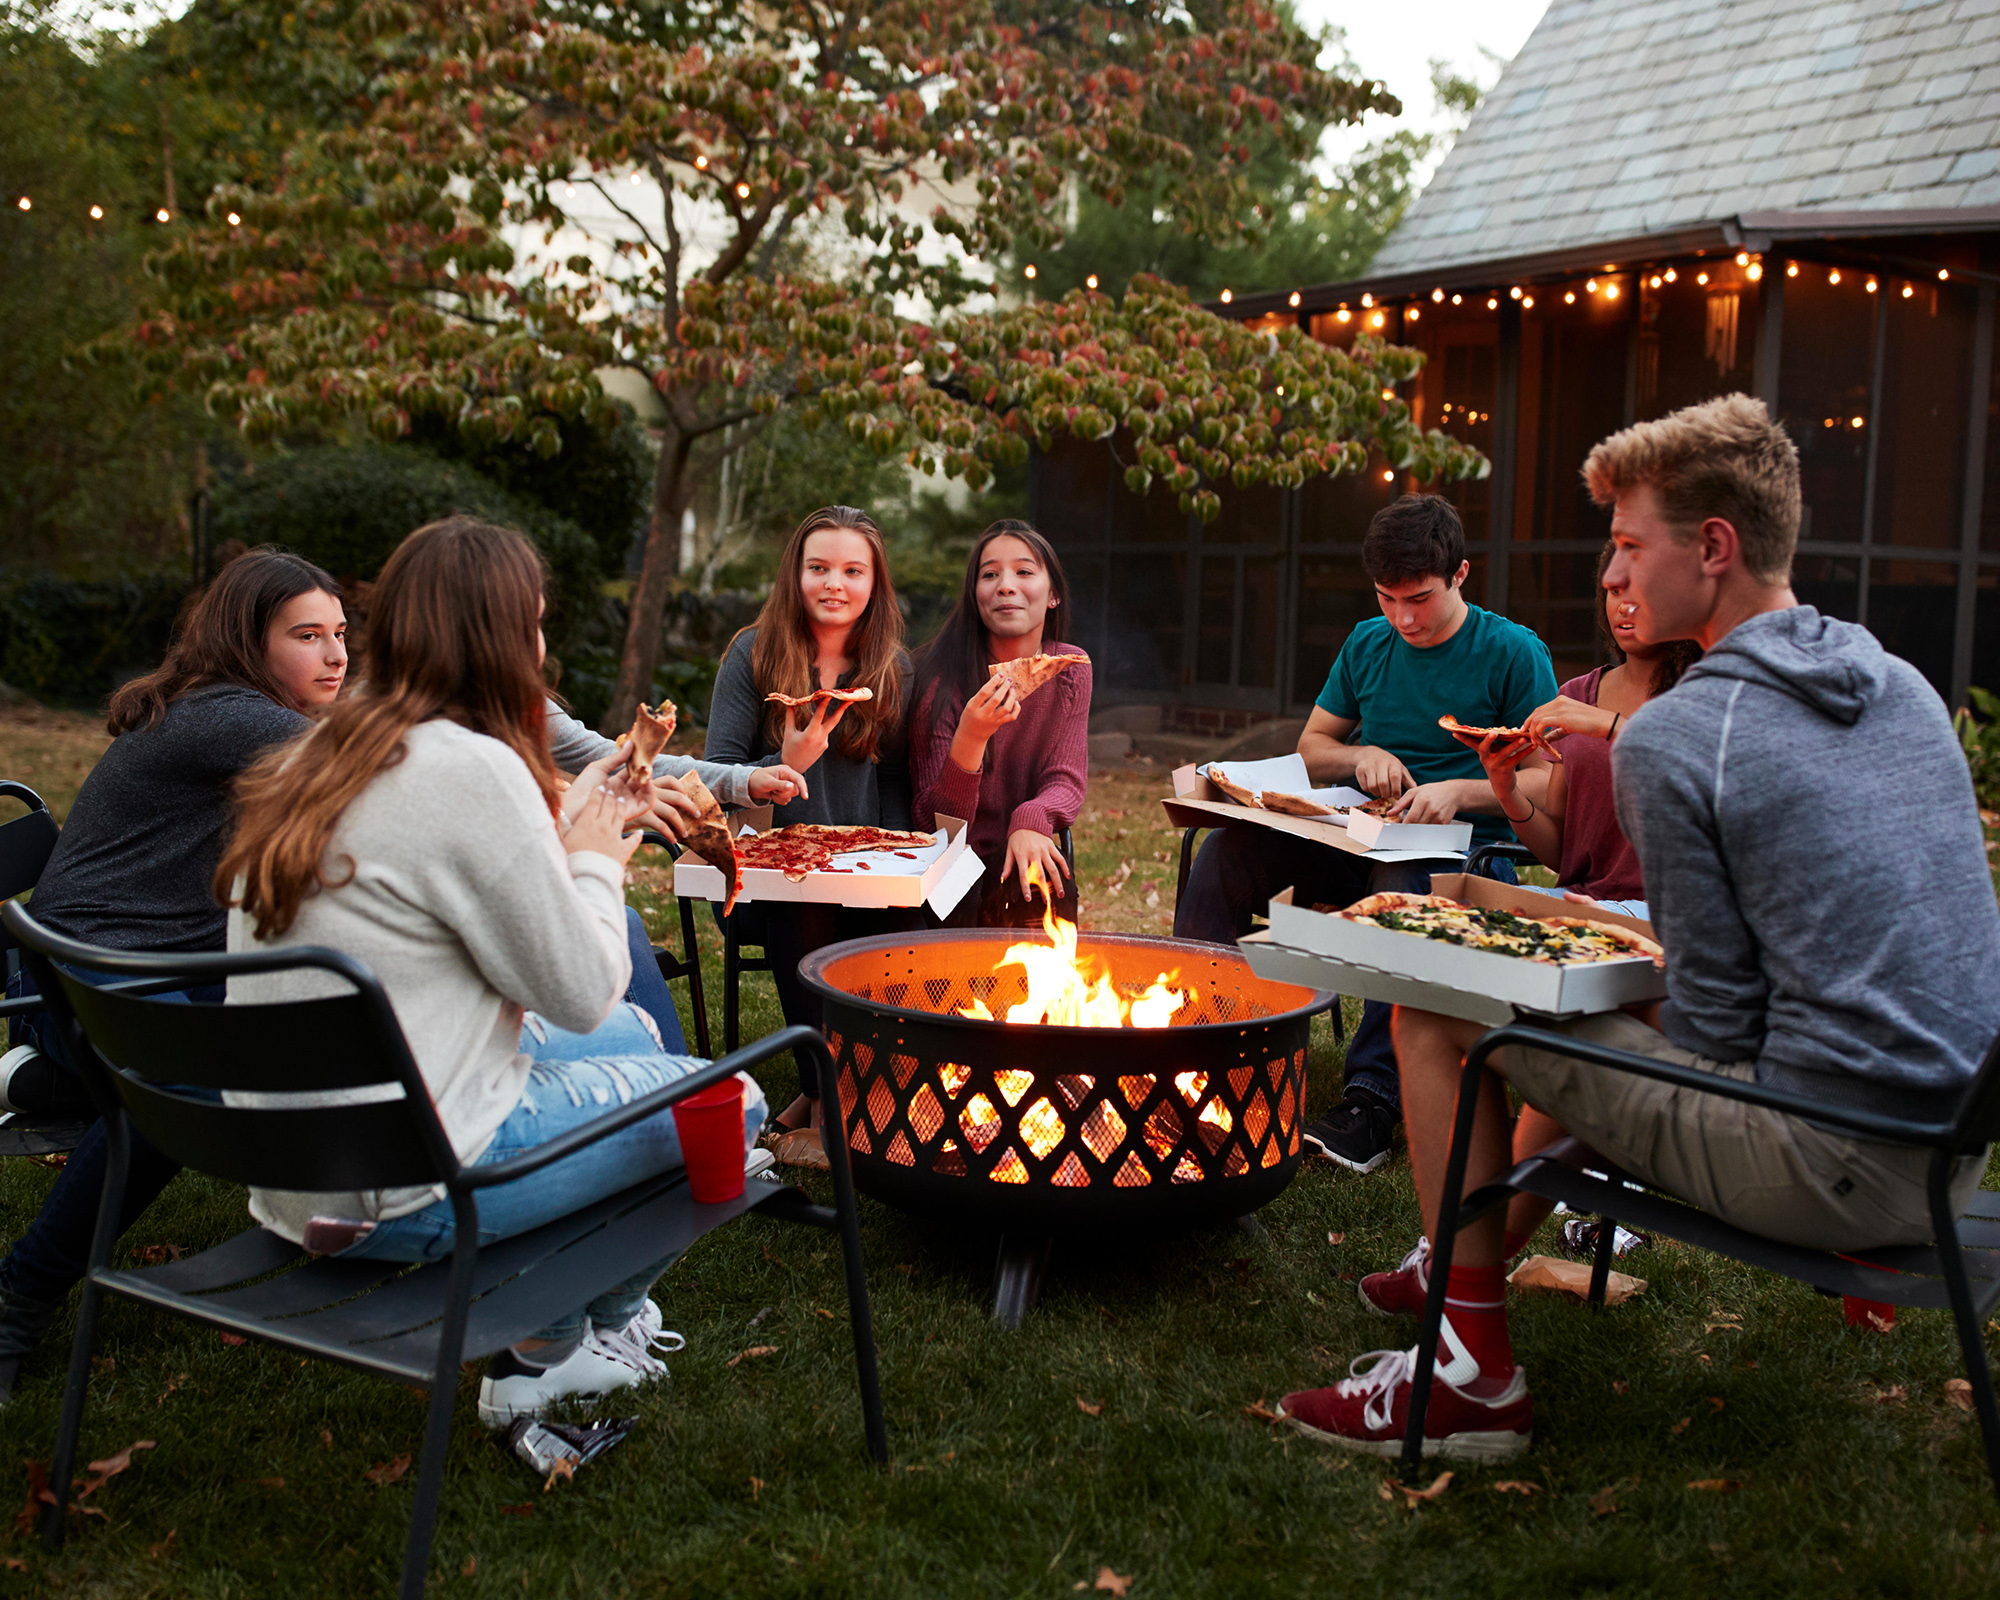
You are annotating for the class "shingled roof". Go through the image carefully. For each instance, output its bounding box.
[1369,0,2000,277]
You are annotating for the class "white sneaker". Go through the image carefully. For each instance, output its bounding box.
[0,1045,44,1114]
[745,1147,776,1182]
[595,1300,686,1372]
[476,1330,663,1428]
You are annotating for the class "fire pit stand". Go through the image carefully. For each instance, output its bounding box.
[800,929,1332,1325]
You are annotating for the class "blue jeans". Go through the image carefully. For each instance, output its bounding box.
[620,905,687,1053]
[338,1004,766,1342]
[1173,825,1515,1111]
[1516,883,1650,921]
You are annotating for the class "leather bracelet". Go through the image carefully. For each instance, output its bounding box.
[1606,712,1622,740]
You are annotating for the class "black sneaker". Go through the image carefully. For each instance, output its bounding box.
[1301,1089,1399,1174]
[0,1281,63,1409]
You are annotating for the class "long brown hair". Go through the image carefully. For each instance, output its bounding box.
[741,505,905,762]
[219,518,559,939]
[1594,538,1701,695]
[108,548,341,734]
[914,519,1072,735]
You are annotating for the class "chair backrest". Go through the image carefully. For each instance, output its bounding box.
[1949,1026,2000,1150]
[0,782,60,951]
[2,900,462,1194]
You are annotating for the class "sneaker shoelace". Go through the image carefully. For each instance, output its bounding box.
[1337,1316,1482,1429]
[1395,1236,1431,1276]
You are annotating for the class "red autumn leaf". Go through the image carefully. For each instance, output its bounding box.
[363,1455,412,1486]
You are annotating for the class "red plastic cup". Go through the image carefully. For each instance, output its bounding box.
[671,1077,747,1204]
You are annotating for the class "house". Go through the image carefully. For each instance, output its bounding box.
[1030,0,2000,723]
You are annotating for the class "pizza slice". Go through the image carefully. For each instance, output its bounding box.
[671,770,741,915]
[764,686,875,708]
[624,700,676,785]
[1342,891,1466,918]
[1543,915,1665,965]
[1205,765,1261,808]
[1438,713,1563,760]
[1260,791,1337,818]
[987,652,1089,698]
[790,824,939,854]
[1339,794,1403,819]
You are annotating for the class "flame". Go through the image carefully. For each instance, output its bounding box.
[951,869,1189,1029]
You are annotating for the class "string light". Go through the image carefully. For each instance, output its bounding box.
[1605,282,1620,299]
[1735,251,1749,266]
[694,154,708,169]
[1939,268,1950,281]
[1828,269,1841,284]
[226,211,241,226]
[735,182,751,198]
[1586,278,1598,292]
[1369,311,1385,328]
[1522,294,1534,309]
[1382,470,1394,482]
[1288,290,1301,307]
[1747,262,1763,280]
[1508,285,1522,299]
[1361,292,1374,307]
[1335,306,1351,322]
[1664,267,1677,283]
[1564,291,1576,304]
[1486,296,1498,309]
[1865,276,1877,293]
[1786,262,1798,276]
[1450,293,1462,305]
[1604,264,1617,272]
[1381,386,1395,399]
[1901,283,1914,297]
[1275,385,1284,395]
[1850,415,1865,429]
[15,196,29,211]
[1406,306,1419,321]
[631,171,642,184]
[1220,288,1233,303]
[89,204,102,219]
[155,208,170,223]
[1431,287,1444,302]
[1086,274,1099,290]
[1696,271,1709,285]
[1649,274,1662,288]
[565,183,576,196]
[1024,263,1037,279]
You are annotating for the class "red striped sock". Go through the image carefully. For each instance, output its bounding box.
[1444,1263,1514,1377]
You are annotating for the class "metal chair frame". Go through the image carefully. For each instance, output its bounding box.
[5,901,886,1597]
[637,830,711,1057]
[0,780,94,1155]
[1401,1019,2000,1499]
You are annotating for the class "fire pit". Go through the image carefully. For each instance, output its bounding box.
[799,924,1331,1324]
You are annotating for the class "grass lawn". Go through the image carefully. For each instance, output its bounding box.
[5,726,2000,1596]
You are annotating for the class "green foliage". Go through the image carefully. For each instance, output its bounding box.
[561,649,718,734]
[1956,686,2000,811]
[207,444,607,664]
[0,570,188,705]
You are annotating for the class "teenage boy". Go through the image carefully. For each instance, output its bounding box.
[1174,494,1557,1172]
[1276,393,2000,1462]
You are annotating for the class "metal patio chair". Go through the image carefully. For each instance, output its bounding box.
[638,829,711,1057]
[6,900,886,1598]
[0,780,90,1156]
[1401,1020,2000,1500]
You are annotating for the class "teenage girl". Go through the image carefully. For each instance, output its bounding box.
[909,519,1089,925]
[703,506,913,1167]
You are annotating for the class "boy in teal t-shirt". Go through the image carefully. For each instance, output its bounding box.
[1174,495,1557,1172]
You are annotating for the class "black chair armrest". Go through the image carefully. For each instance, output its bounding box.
[459,1025,827,1190]
[640,830,685,860]
[1466,841,1539,880]
[1470,1023,1963,1150]
[0,974,240,1018]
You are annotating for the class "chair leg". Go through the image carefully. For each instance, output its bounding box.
[1588,1217,1617,1309]
[1930,1162,2000,1503]
[723,938,741,1055]
[679,896,711,1058]
[810,1034,887,1464]
[398,1199,481,1600]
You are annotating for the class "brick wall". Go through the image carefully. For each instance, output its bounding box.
[1163,706,1292,737]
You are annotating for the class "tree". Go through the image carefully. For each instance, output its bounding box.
[121,0,1485,731]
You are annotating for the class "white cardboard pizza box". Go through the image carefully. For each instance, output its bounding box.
[1253,880,1666,1020]
[1342,809,1475,855]
[672,812,983,918]
[1162,762,1468,865]
[1237,930,1518,1026]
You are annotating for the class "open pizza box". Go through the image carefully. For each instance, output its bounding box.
[1162,753,1472,862]
[1240,877,1666,1023]
[672,810,984,917]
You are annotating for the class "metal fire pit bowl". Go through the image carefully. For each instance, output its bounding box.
[799,929,1332,1321]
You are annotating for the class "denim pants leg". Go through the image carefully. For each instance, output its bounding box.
[340,1004,766,1342]
[619,905,688,1054]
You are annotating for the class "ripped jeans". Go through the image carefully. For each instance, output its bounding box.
[338,1003,768,1343]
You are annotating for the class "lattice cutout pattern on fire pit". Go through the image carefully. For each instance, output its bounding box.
[808,933,1317,1222]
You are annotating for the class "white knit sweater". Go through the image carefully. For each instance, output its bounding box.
[226,717,631,1242]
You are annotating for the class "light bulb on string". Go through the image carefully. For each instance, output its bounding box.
[1220,288,1233,304]
[156,208,170,223]
[1335,306,1351,322]
[1288,290,1301,307]
[1024,263,1037,280]
[1382,470,1394,483]
[1486,297,1498,309]
[1829,269,1841,284]
[1901,283,1913,297]
[1939,268,1950,281]
[694,155,708,169]
[1086,274,1099,290]
[1787,262,1798,276]
[1696,271,1709,285]
[1369,311,1384,327]
[1747,262,1763,280]
[1735,251,1749,266]
[1522,294,1534,308]
[89,204,102,219]
[227,212,241,226]
[1450,293,1462,305]
[1865,277,1877,293]
[16,196,29,211]
[1605,283,1620,299]
[1664,267,1677,283]
[1406,305,1419,321]
[1586,278,1597,292]
[1509,285,1522,299]
[1564,291,1576,304]
[1360,292,1373,307]
[1650,275,1662,288]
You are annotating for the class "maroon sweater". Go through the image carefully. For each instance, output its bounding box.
[909,651,1092,864]
[1553,667,1646,902]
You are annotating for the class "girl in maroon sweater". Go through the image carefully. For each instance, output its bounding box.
[910,521,1090,926]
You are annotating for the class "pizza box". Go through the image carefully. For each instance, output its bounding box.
[1252,878,1666,1021]
[673,811,984,917]
[1163,754,1468,864]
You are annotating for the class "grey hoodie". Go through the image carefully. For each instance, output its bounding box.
[544,699,760,809]
[1614,606,2000,1106]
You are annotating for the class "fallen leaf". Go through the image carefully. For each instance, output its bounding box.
[542,1459,573,1493]
[748,1475,765,1501]
[1077,1396,1104,1417]
[1696,1353,1712,1364]
[15,1461,56,1537]
[940,1451,955,1464]
[499,1503,534,1518]
[1708,1396,1726,1413]
[135,1243,185,1266]
[814,1307,837,1319]
[250,1477,286,1490]
[1095,1568,1134,1597]
[1872,1385,1908,1405]
[727,1345,779,1368]
[1671,1417,1692,1436]
[148,1528,177,1560]
[1590,1480,1631,1517]
[1144,889,1159,908]
[218,1332,246,1347]
[1326,1231,1346,1246]
[319,1428,333,1449]
[1703,1322,1742,1335]
[1866,1310,1895,1333]
[363,1455,412,1486]
[1687,1478,1743,1494]
[1385,1470,1455,1504]
[1947,1378,1976,1412]
[78,1439,156,1498]
[1612,1380,1630,1395]
[461,1556,477,1577]
[1493,1480,1539,1495]
[3,1557,25,1571]
[1242,1400,1283,1423]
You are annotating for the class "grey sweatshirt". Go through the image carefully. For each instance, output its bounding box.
[1614,605,2000,1105]
[703,629,912,829]
[544,699,759,809]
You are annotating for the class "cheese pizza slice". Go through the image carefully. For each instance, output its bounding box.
[672,770,741,915]
[1438,713,1562,760]
[1260,791,1337,818]
[986,652,1088,698]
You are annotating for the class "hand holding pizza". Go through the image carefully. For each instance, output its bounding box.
[559,749,651,835]
[1522,694,1618,749]
[747,764,809,806]
[635,775,702,841]
[950,676,1021,772]
[780,694,858,775]
[562,779,646,867]
[1351,745,1415,800]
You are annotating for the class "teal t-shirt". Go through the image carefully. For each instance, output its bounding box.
[1316,606,1558,843]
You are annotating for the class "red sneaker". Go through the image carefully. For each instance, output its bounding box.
[1277,1327,1532,1463]
[1358,1236,1430,1318]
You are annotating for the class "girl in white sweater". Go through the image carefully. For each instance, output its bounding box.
[220,517,765,1426]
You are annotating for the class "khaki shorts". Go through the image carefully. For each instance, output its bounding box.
[1499,1011,1986,1252]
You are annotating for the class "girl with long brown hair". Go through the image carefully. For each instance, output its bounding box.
[910,519,1090,926]
[703,505,915,1166]
[219,517,766,1427]
[0,547,347,1405]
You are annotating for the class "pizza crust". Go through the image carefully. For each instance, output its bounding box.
[671,770,740,915]
[625,701,676,785]
[1438,713,1562,760]
[1342,892,1464,918]
[1205,766,1260,808]
[1543,915,1664,962]
[1260,790,1336,817]
[987,652,1088,698]
[764,686,875,708]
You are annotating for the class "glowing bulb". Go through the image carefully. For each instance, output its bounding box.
[1336,307,1351,323]
[1564,291,1576,304]
[1450,293,1462,305]
[1486,297,1498,309]
[1024,263,1037,280]
[1939,268,1950,281]
[631,171,642,184]
[1747,263,1763,280]
[1275,385,1284,395]
[1431,288,1444,302]
[1697,271,1709,285]
[1787,262,1798,276]
[1865,277,1877,293]
[565,183,576,196]
[1605,283,1620,299]
[89,204,102,219]
[1406,306,1419,321]
[1289,290,1301,307]
[1735,251,1749,266]
[1086,274,1099,290]
[1509,285,1521,299]
[156,208,169,222]
[1829,269,1841,284]
[1522,295,1534,309]
[1650,275,1662,288]
[1220,288,1233,303]
[1361,293,1373,307]
[1901,283,1913,297]
[16,196,29,211]
[736,182,751,198]
[1851,415,1865,429]
[1381,387,1395,400]
[694,154,708,169]
[1604,264,1617,272]
[1664,268,1678,283]
[1586,278,1598,292]
[1382,470,1394,482]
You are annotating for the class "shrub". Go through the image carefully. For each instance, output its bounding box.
[1957,686,2000,812]
[0,571,188,707]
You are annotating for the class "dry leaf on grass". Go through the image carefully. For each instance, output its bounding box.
[1670,1418,1692,1436]
[461,1556,476,1577]
[1508,1255,1645,1303]
[5,1556,27,1571]
[319,1429,333,1449]
[1708,1397,1726,1413]
[727,1345,779,1368]
[499,1504,533,1519]
[1590,1480,1633,1517]
[814,1307,837,1319]
[1381,1470,1454,1504]
[1094,1569,1134,1596]
[748,1476,765,1502]
[149,1529,177,1560]
[1687,1479,1742,1493]
[218,1332,246,1347]
[1242,1400,1283,1423]
[1326,1231,1346,1246]
[1946,1378,1976,1412]
[134,1243,185,1266]
[363,1455,412,1486]
[1612,1380,1630,1395]
[250,1477,286,1491]
[15,1461,56,1538]
[1077,1396,1104,1416]
[1871,1385,1908,1405]
[81,1440,155,1494]
[541,1459,573,1493]
[1493,1481,1540,1495]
